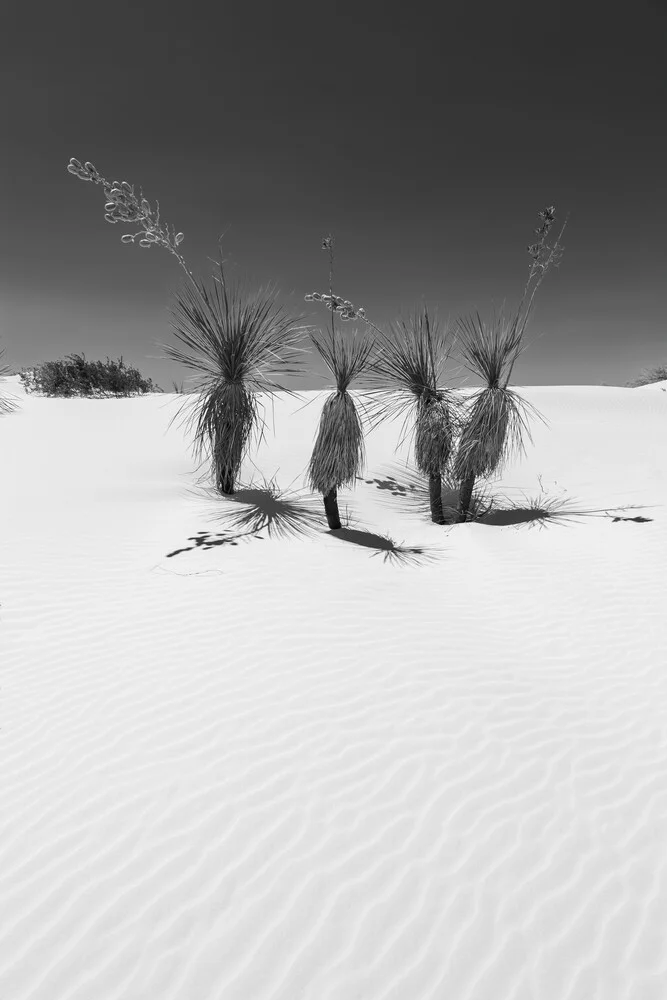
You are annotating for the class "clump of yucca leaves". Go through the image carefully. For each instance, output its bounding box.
[305,205,568,524]
[67,157,309,495]
[305,235,376,529]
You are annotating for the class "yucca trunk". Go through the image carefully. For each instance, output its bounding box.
[455,388,509,522]
[414,394,455,526]
[211,398,255,496]
[214,453,240,495]
[323,487,342,530]
[428,473,445,524]
[458,472,475,522]
[217,469,236,495]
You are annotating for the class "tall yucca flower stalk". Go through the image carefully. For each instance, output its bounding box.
[306,326,376,529]
[453,309,549,521]
[454,205,568,522]
[304,234,375,528]
[362,306,465,524]
[68,156,310,494]
[156,249,310,495]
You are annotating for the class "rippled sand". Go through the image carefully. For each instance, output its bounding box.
[1,377,666,1000]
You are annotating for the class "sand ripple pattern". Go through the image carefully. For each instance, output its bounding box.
[2,387,667,999]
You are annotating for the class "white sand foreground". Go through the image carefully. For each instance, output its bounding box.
[1,375,667,1000]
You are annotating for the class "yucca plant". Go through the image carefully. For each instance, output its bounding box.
[68,156,310,494]
[454,205,568,522]
[306,326,376,528]
[362,306,465,524]
[452,309,550,521]
[155,249,310,495]
[304,235,377,528]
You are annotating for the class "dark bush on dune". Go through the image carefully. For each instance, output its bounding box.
[624,363,667,388]
[17,353,163,397]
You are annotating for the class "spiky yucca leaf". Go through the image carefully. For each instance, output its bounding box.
[307,327,376,495]
[155,250,310,491]
[455,308,528,390]
[309,324,376,397]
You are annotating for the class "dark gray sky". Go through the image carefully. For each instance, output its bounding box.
[2,0,665,389]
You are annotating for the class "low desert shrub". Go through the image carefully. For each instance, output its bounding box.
[16,353,162,397]
[624,364,667,387]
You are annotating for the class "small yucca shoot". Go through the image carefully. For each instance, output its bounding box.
[306,327,376,529]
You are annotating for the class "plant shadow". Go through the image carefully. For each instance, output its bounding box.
[181,470,326,541]
[326,523,444,566]
[361,465,478,523]
[171,468,444,566]
[165,528,265,559]
[365,463,658,529]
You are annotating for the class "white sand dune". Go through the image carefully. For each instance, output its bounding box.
[1,375,667,1000]
[635,378,667,391]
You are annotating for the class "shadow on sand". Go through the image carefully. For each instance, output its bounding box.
[164,470,444,566]
[364,463,658,528]
[163,473,320,559]
[179,472,325,541]
[161,456,656,568]
[165,529,265,559]
[325,526,443,566]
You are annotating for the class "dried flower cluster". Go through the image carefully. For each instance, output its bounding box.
[526,205,565,276]
[304,291,366,322]
[67,158,189,271]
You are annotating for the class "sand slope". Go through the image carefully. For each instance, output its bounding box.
[1,377,666,999]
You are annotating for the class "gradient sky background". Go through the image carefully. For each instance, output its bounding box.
[1,0,665,391]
